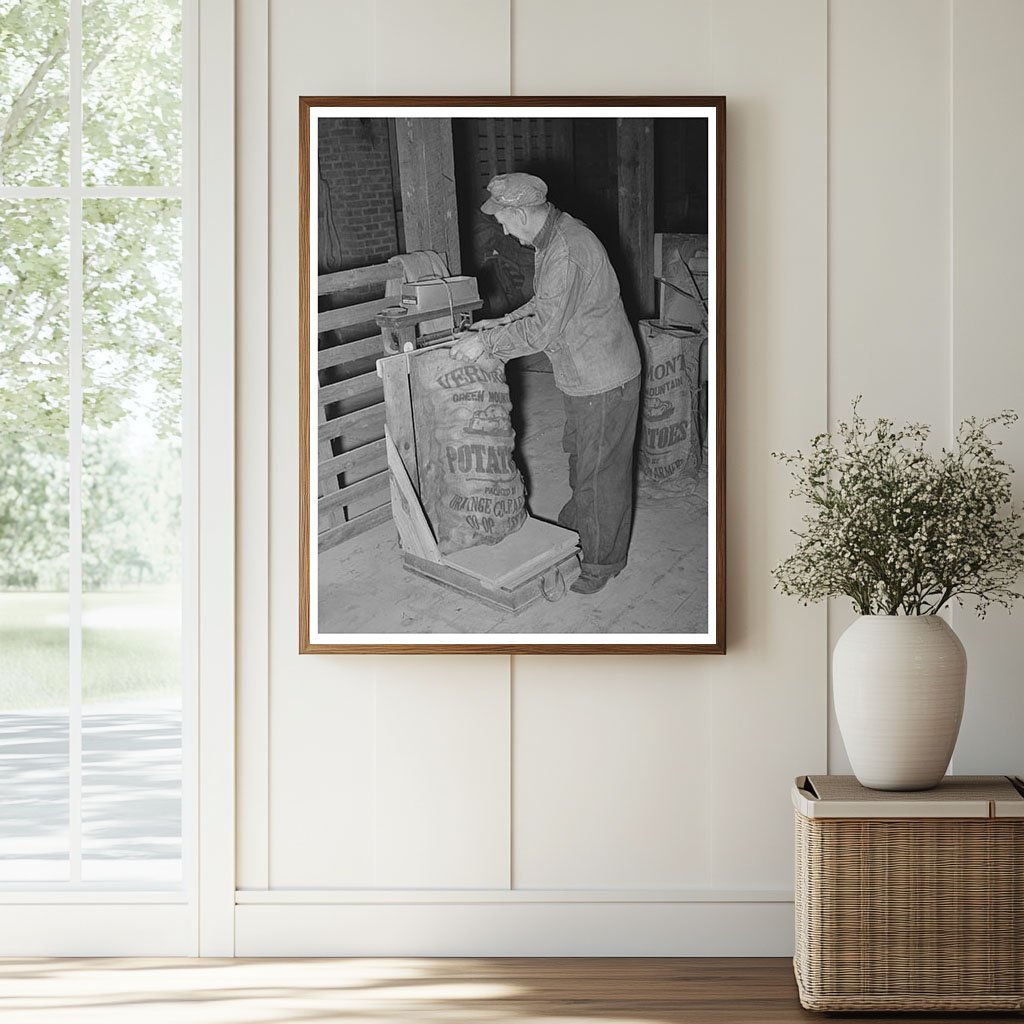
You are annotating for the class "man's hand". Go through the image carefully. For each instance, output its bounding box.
[450,334,488,362]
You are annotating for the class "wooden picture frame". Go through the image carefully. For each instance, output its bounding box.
[300,97,725,653]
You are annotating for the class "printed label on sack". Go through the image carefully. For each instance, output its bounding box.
[637,324,705,489]
[417,353,528,555]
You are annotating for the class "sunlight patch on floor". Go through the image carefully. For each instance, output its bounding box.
[0,958,680,1024]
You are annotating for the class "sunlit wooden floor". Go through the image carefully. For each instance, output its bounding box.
[0,957,1020,1024]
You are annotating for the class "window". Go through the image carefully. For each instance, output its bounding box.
[0,0,192,890]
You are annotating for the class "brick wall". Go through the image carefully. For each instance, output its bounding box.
[317,118,399,273]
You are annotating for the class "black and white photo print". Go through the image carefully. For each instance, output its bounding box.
[299,99,725,653]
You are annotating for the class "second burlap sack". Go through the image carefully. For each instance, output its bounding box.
[637,319,705,492]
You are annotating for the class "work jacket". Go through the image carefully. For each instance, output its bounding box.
[485,207,641,396]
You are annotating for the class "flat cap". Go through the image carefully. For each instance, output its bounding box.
[480,172,548,215]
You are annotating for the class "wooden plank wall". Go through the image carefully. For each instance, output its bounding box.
[460,118,562,318]
[474,118,562,185]
[316,261,403,552]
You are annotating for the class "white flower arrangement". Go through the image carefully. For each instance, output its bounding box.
[772,400,1024,616]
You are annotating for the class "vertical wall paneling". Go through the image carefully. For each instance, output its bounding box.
[197,0,236,955]
[236,0,270,893]
[827,0,951,772]
[708,0,828,889]
[828,0,950,425]
[949,0,1024,777]
[828,0,951,429]
[509,0,721,899]
[513,657,713,889]
[265,1,515,892]
[270,667,378,886]
[369,0,514,894]
[374,658,511,888]
[512,0,712,95]
[373,0,511,96]
[266,0,378,888]
[232,0,1024,954]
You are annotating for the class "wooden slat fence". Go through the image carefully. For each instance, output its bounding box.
[317,260,404,552]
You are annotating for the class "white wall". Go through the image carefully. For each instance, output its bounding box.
[233,0,1024,955]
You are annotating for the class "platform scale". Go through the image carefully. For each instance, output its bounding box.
[376,342,581,611]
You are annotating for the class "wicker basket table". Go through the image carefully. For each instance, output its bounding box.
[793,774,1024,1012]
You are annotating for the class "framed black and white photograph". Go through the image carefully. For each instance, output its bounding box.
[299,97,725,653]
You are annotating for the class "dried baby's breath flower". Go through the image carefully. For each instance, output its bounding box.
[772,399,1024,616]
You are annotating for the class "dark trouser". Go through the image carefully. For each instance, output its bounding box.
[558,374,641,578]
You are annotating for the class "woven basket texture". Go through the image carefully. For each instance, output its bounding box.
[794,810,1024,1011]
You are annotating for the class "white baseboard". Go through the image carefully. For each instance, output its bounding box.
[0,904,196,956]
[235,898,795,957]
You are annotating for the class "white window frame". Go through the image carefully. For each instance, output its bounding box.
[0,0,234,956]
[195,0,236,958]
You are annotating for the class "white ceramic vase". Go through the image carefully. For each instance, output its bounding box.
[833,615,967,791]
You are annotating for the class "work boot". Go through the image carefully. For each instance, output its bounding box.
[570,571,617,595]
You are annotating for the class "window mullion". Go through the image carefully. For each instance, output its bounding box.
[68,0,84,886]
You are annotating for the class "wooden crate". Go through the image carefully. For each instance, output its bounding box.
[316,261,405,553]
[654,231,708,330]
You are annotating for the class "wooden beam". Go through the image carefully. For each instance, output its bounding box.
[394,117,461,273]
[317,469,390,515]
[378,352,420,494]
[385,429,440,563]
[317,402,345,531]
[616,117,655,320]
[318,263,402,295]
[318,371,382,406]
[318,297,394,334]
[318,437,387,485]
[317,502,392,553]
[318,334,383,370]
[318,403,385,443]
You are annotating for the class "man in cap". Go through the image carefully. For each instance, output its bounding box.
[451,172,642,595]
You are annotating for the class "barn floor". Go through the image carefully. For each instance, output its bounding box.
[318,366,709,635]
